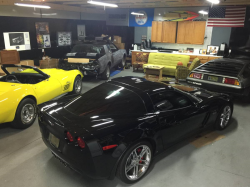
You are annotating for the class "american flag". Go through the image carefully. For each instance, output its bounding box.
[208,6,246,27]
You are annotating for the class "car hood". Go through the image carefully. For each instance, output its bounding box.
[0,82,23,96]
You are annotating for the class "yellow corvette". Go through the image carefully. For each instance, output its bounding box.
[0,64,83,129]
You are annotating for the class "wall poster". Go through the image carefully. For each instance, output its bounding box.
[35,22,51,49]
[129,8,154,27]
[77,25,86,40]
[3,32,31,51]
[57,32,72,46]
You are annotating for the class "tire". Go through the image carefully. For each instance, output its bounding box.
[71,76,82,94]
[11,98,37,129]
[101,64,110,80]
[116,141,153,184]
[214,103,233,130]
[119,56,126,69]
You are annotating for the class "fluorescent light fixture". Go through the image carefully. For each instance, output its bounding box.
[207,0,220,4]
[131,12,144,16]
[14,3,51,9]
[87,1,118,7]
[199,10,208,15]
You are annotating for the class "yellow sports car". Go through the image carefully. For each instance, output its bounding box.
[0,64,83,129]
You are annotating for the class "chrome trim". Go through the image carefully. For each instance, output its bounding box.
[187,78,242,89]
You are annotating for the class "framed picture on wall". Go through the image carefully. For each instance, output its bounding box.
[207,45,219,55]
[3,32,31,51]
[77,25,85,40]
[57,32,72,46]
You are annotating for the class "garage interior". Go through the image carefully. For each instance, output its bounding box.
[1,0,250,187]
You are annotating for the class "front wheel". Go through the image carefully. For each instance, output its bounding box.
[215,103,233,130]
[119,56,126,69]
[11,98,37,129]
[71,76,82,94]
[116,141,152,184]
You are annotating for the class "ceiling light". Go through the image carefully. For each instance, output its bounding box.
[207,0,220,4]
[131,12,144,16]
[199,10,208,15]
[87,1,118,7]
[14,3,51,9]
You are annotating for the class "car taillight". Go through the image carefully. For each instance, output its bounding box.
[224,78,240,86]
[77,137,85,148]
[190,73,202,79]
[66,131,74,142]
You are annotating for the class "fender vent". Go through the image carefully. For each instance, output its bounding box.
[64,83,70,91]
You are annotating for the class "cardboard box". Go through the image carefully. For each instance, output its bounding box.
[115,43,125,49]
[20,60,35,66]
[40,59,59,69]
[113,36,122,43]
[68,58,89,63]
[0,50,20,64]
[0,67,5,76]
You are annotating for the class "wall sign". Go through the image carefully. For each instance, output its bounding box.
[57,32,72,46]
[35,22,51,49]
[129,8,154,27]
[3,32,31,51]
[77,25,86,40]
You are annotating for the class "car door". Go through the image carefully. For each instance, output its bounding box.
[33,76,62,104]
[109,44,122,67]
[150,90,207,148]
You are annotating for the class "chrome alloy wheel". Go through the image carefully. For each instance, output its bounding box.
[106,67,110,78]
[21,104,35,124]
[220,106,231,128]
[125,145,151,181]
[75,79,82,94]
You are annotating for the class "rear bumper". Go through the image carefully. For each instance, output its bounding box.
[187,78,250,96]
[38,119,120,180]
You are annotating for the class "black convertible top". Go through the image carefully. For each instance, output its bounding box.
[194,58,249,77]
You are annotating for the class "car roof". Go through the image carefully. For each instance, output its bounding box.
[110,76,173,95]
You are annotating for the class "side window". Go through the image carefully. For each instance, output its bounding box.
[150,91,192,111]
[109,44,118,53]
[100,46,105,55]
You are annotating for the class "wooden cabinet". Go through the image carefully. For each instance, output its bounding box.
[177,21,206,45]
[162,22,177,43]
[151,21,163,43]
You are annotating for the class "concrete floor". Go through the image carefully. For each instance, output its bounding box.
[1,68,250,187]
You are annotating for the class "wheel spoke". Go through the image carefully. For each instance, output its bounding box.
[126,164,134,173]
[135,165,139,177]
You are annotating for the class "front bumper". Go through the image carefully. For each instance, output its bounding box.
[187,78,250,96]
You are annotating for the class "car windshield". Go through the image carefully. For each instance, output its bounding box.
[4,67,38,75]
[64,83,146,116]
[71,44,104,54]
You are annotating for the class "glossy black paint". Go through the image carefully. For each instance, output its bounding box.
[187,58,250,96]
[38,77,232,180]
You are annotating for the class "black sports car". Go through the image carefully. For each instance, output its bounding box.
[187,58,250,96]
[38,77,233,184]
[59,39,127,80]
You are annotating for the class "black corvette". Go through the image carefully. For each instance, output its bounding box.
[187,58,250,96]
[38,77,233,183]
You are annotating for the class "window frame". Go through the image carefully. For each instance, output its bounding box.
[150,90,195,112]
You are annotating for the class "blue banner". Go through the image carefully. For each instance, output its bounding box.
[129,8,154,27]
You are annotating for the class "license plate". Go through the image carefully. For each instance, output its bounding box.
[48,133,60,148]
[208,76,219,82]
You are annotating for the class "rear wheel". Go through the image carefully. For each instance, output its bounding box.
[101,64,110,80]
[116,141,152,184]
[215,103,233,130]
[11,98,37,129]
[71,76,82,94]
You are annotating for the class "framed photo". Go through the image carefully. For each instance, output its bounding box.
[207,45,219,55]
[3,32,31,51]
[202,49,207,55]
[57,32,72,46]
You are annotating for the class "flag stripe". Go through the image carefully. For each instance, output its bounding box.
[208,22,244,24]
[208,18,245,21]
[208,25,244,27]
